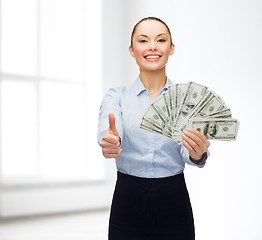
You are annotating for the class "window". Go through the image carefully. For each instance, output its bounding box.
[0,0,104,183]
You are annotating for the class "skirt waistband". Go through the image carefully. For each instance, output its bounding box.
[117,171,185,185]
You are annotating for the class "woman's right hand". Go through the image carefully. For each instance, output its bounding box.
[101,113,122,158]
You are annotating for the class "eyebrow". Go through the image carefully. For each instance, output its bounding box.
[137,33,168,38]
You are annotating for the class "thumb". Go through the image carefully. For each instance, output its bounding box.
[108,113,119,137]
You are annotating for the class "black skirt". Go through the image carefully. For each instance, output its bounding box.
[109,171,195,240]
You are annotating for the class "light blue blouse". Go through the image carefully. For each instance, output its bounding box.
[97,76,207,178]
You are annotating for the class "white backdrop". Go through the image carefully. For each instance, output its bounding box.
[102,0,262,239]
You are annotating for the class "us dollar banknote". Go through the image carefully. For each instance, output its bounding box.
[140,119,173,139]
[175,90,229,132]
[151,93,171,128]
[141,104,172,138]
[205,108,232,118]
[139,81,239,144]
[190,90,226,118]
[173,82,208,129]
[188,118,239,140]
[168,83,188,125]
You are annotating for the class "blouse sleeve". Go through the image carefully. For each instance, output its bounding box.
[97,87,123,146]
[180,145,210,168]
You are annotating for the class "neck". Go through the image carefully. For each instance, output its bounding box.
[140,68,166,92]
[140,68,167,101]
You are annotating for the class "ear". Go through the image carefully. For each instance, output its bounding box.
[129,45,135,58]
[169,43,175,56]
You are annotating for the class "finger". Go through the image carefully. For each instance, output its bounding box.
[103,148,121,155]
[108,113,119,137]
[104,153,118,159]
[103,133,120,145]
[183,133,209,156]
[188,128,208,144]
[183,131,203,148]
[183,138,204,160]
[101,142,119,151]
[187,128,210,149]
[183,134,200,152]
[103,149,122,159]
[183,139,195,153]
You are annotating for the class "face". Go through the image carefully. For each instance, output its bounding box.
[129,20,175,72]
[182,104,194,116]
[208,122,216,135]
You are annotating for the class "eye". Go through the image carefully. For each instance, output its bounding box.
[139,39,147,43]
[158,39,166,42]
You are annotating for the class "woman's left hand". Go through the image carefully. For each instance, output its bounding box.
[182,128,210,162]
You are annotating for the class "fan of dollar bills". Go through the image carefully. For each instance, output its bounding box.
[140,82,239,144]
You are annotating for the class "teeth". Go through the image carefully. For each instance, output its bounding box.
[145,55,160,59]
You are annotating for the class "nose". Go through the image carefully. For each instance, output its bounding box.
[149,41,156,51]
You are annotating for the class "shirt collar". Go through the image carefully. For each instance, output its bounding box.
[133,75,173,96]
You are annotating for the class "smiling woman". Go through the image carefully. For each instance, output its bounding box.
[97,17,210,240]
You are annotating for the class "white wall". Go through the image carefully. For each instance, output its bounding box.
[0,183,114,218]
[101,0,126,93]
[103,0,262,239]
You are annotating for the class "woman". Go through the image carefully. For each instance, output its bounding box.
[97,17,210,240]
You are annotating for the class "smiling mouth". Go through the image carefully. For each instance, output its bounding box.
[144,55,161,60]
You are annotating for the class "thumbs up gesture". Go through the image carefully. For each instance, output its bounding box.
[101,113,122,158]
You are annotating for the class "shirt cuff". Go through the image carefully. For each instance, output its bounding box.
[189,152,208,167]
